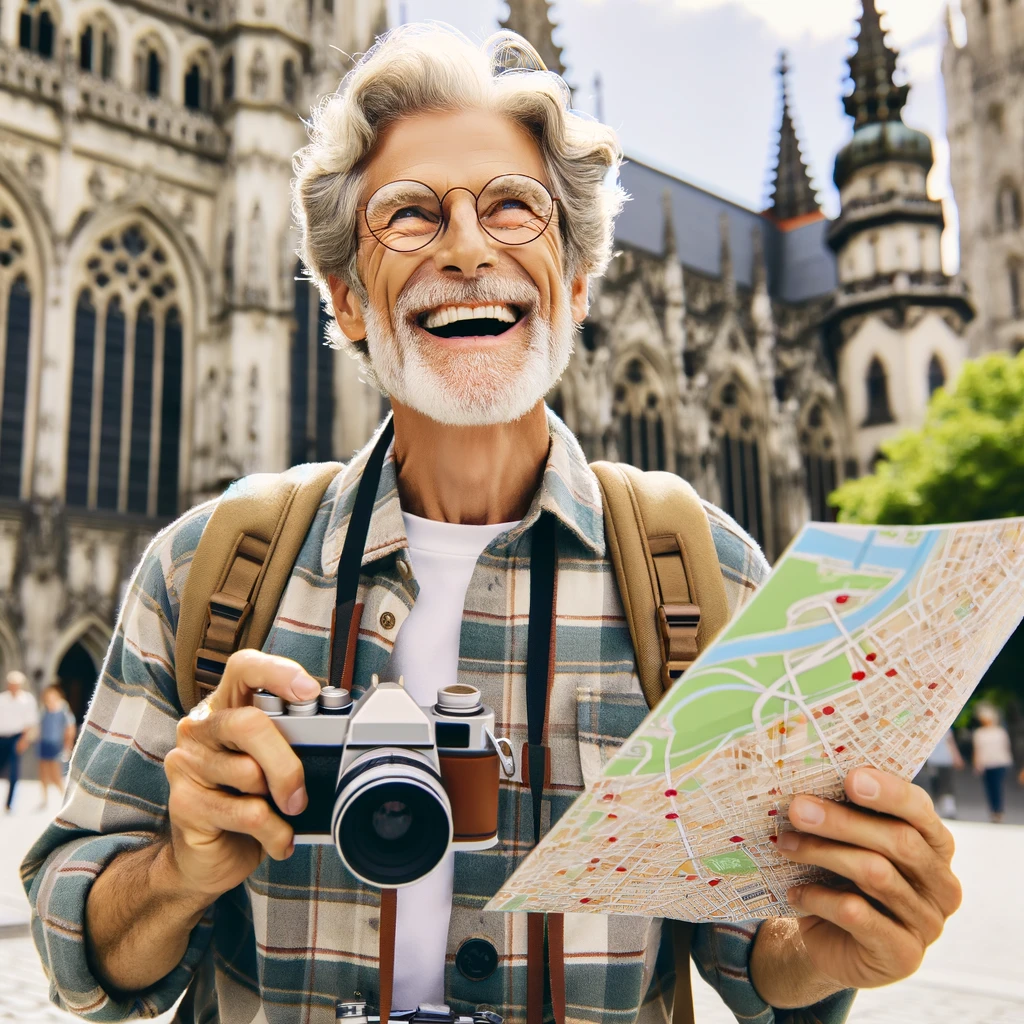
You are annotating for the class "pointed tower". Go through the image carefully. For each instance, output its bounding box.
[765,51,822,228]
[823,0,973,475]
[500,0,567,77]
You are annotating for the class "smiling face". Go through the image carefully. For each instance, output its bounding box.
[329,108,589,426]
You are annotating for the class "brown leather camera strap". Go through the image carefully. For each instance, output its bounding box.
[378,887,397,1024]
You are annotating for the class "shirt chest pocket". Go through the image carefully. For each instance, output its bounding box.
[575,684,652,790]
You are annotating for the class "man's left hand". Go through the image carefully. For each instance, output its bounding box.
[777,766,962,992]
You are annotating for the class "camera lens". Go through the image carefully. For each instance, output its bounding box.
[332,751,452,887]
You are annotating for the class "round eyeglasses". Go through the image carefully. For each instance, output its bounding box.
[360,173,559,253]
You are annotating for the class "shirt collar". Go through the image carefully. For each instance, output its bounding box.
[321,407,605,576]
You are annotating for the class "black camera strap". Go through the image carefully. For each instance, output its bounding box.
[327,417,562,1024]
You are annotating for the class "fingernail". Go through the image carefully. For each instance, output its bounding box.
[788,886,803,906]
[285,788,306,816]
[790,797,825,826]
[853,771,880,800]
[777,831,800,851]
[292,671,320,699]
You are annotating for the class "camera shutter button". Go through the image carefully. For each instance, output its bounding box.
[456,938,498,981]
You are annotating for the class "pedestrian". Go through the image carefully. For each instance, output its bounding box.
[972,704,1014,823]
[927,729,964,818]
[36,684,76,809]
[0,670,40,813]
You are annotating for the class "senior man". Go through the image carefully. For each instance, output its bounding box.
[23,25,961,1024]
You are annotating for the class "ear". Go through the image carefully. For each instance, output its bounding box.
[569,271,589,325]
[328,274,367,341]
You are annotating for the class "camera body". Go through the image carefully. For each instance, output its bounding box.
[256,676,513,887]
[336,1001,503,1024]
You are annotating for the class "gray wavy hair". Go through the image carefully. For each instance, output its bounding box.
[291,22,627,357]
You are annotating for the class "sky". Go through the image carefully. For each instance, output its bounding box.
[384,0,962,270]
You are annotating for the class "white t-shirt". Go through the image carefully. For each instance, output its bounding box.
[389,512,517,1013]
[973,725,1013,769]
[0,688,39,737]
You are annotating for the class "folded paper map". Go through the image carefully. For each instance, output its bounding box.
[487,518,1024,922]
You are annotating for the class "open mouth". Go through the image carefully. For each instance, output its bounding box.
[415,303,525,339]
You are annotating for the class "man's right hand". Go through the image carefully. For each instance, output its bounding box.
[163,651,321,900]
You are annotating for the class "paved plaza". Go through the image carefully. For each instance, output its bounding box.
[1,781,1022,1023]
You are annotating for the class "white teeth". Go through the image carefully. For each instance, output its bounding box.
[422,303,518,329]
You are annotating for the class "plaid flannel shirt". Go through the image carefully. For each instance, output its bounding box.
[22,411,856,1024]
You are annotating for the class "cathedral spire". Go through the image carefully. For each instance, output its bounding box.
[843,0,909,128]
[767,51,820,223]
[500,0,567,77]
[662,188,677,259]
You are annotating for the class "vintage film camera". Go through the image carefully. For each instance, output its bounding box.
[255,676,515,887]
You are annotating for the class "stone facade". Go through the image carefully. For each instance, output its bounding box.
[943,0,1024,357]
[0,0,974,722]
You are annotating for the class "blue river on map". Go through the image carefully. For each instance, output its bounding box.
[702,527,940,665]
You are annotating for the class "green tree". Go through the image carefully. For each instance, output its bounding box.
[830,350,1024,715]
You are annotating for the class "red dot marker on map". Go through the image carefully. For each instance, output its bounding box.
[836,595,849,604]
[729,836,744,843]
[608,836,618,842]
[607,814,617,820]
[886,669,898,677]
[616,866,627,872]
[602,793,614,801]
[823,706,835,715]
[666,813,679,820]
[835,745,846,753]
[768,809,778,816]
[778,726,786,734]
[580,898,591,903]
[664,789,678,797]
[866,652,877,662]
[769,835,778,843]
[708,879,721,886]
[928,682,938,690]
[851,671,866,681]
[591,858,600,863]
[686,874,699,881]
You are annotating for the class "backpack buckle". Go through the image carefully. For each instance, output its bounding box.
[205,590,253,650]
[658,603,700,688]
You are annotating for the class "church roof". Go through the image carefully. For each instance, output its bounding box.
[766,52,822,226]
[615,158,837,304]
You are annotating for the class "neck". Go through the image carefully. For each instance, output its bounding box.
[389,400,550,524]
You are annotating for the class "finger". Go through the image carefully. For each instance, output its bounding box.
[171,781,294,860]
[789,883,925,981]
[777,832,944,945]
[208,649,321,712]
[844,768,955,862]
[786,793,960,914]
[179,705,307,816]
[166,744,269,796]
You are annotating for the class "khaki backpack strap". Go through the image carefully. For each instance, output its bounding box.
[671,921,696,1024]
[174,462,343,714]
[590,461,730,710]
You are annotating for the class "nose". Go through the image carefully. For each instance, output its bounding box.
[430,190,498,278]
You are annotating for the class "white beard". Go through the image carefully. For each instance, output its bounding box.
[362,275,576,427]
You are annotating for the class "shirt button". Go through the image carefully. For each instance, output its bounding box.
[396,558,412,580]
[456,937,498,981]
[379,611,396,631]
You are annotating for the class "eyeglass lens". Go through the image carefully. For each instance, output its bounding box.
[364,174,554,252]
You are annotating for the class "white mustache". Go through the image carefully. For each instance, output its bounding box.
[394,275,540,322]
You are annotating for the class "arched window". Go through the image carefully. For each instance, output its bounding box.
[0,205,38,500]
[221,54,235,103]
[710,378,764,544]
[135,35,166,97]
[66,223,184,516]
[290,263,334,465]
[79,15,116,79]
[612,355,669,472]
[19,0,56,59]
[1010,261,1022,318]
[183,50,212,111]
[996,182,1022,232]
[864,357,893,425]
[927,354,946,397]
[282,59,298,105]
[799,402,839,522]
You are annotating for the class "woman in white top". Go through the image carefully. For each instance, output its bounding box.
[972,704,1015,823]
